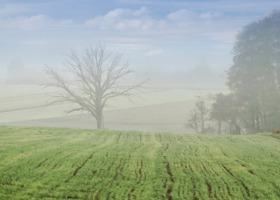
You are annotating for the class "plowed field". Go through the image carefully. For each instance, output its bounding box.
[0,126,279,199]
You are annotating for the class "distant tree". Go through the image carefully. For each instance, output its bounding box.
[45,45,145,129]
[187,96,210,134]
[187,109,200,133]
[227,10,280,133]
[210,93,241,134]
[210,93,227,134]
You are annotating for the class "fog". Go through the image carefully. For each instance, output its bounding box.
[0,1,279,133]
[2,3,280,199]
[0,53,227,133]
[0,83,228,133]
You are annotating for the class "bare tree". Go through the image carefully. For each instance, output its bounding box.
[186,96,211,134]
[186,109,200,133]
[45,45,144,129]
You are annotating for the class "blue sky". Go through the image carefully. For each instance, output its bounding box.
[1,0,280,83]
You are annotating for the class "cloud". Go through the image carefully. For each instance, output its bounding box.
[116,0,280,14]
[167,10,222,22]
[85,6,227,38]
[167,10,195,21]
[1,1,274,78]
[85,6,153,30]
[0,14,72,30]
[85,7,196,36]
[0,4,241,52]
[18,15,53,30]
[199,11,222,20]
[145,49,163,56]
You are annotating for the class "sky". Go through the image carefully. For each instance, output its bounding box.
[1,0,280,84]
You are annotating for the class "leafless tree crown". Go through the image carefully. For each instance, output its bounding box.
[45,45,144,129]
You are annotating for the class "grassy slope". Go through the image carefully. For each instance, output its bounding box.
[0,127,279,200]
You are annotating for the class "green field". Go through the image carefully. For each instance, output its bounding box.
[0,127,279,200]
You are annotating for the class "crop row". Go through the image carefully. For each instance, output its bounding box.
[0,127,280,199]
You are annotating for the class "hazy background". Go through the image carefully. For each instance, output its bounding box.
[1,0,279,84]
[0,0,279,132]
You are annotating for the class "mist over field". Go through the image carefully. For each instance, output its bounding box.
[0,48,228,134]
[1,2,280,134]
[1,1,280,199]
[0,50,228,133]
[0,83,227,133]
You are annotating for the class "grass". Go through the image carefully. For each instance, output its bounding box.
[0,126,279,200]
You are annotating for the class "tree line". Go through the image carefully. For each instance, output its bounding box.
[187,11,280,134]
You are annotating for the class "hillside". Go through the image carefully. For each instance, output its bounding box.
[0,126,279,199]
[0,83,227,133]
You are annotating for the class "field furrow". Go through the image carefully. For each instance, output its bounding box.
[0,127,280,199]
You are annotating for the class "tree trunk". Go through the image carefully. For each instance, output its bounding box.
[201,115,205,134]
[217,120,222,134]
[95,100,104,129]
[96,116,103,129]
